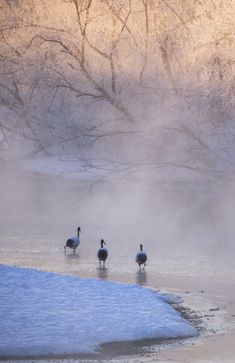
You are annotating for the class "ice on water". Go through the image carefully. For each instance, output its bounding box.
[0,264,197,357]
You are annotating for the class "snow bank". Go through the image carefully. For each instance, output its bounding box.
[0,265,197,357]
[20,156,101,181]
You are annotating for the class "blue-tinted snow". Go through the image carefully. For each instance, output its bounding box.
[0,264,197,357]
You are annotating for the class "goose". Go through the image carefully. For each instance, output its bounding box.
[136,244,147,270]
[64,227,81,253]
[97,239,108,267]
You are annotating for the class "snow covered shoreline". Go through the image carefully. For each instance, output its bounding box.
[0,264,198,358]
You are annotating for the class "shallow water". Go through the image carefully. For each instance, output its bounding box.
[0,166,235,362]
[0,226,234,299]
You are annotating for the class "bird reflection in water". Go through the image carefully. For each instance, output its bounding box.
[136,269,147,286]
[96,266,108,280]
[64,252,80,265]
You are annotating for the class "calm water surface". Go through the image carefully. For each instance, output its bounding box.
[1,166,235,361]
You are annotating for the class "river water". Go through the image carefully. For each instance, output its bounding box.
[0,165,235,362]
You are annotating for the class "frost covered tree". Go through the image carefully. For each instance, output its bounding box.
[0,0,235,184]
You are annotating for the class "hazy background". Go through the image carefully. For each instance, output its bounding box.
[0,163,235,284]
[0,0,235,281]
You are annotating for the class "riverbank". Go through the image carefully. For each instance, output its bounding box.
[0,166,235,362]
[1,265,234,363]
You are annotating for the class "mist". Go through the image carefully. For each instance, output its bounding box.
[0,0,235,277]
[1,162,235,266]
[1,4,235,362]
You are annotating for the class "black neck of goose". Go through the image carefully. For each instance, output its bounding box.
[140,244,143,251]
[77,228,80,237]
[101,240,105,248]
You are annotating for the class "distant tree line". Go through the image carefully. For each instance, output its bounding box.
[0,0,235,183]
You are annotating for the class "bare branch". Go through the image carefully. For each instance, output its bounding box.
[161,0,187,28]
[0,82,23,105]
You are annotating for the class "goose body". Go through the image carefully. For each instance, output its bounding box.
[64,227,81,253]
[97,239,108,266]
[136,244,147,270]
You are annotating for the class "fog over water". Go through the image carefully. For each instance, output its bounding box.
[1,3,235,362]
[1,163,235,296]
[1,1,235,281]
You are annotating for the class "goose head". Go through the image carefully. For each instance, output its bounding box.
[100,239,106,248]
